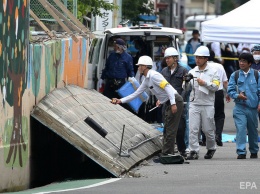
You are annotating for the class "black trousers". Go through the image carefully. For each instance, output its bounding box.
[103,79,125,99]
[176,105,187,153]
[103,79,134,113]
[162,94,183,154]
[214,90,225,141]
[188,63,196,69]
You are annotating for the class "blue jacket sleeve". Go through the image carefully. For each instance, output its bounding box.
[126,55,134,77]
[101,54,111,80]
[185,43,189,54]
[257,72,260,105]
[227,72,239,99]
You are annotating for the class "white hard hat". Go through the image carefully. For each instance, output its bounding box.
[164,47,179,57]
[194,46,210,56]
[136,56,153,68]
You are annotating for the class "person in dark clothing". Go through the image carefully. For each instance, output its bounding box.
[133,39,150,74]
[101,38,134,99]
[222,43,238,79]
[161,47,189,157]
[251,44,260,71]
[251,44,260,120]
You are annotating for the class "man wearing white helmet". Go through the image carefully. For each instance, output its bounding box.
[187,46,220,160]
[161,47,189,157]
[111,55,184,159]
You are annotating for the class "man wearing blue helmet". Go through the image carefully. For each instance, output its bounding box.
[251,44,260,71]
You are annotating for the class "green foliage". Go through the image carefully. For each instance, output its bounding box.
[77,0,118,21]
[221,0,236,14]
[122,0,155,23]
[221,0,250,14]
[236,0,250,5]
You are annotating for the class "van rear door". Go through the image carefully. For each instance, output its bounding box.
[90,27,183,90]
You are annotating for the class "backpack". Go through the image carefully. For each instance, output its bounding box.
[159,154,186,164]
[234,69,259,84]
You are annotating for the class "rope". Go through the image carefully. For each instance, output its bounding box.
[184,53,239,61]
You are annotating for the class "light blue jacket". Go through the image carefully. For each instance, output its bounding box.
[228,68,260,108]
[185,38,202,65]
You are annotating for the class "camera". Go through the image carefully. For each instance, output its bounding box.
[184,73,194,82]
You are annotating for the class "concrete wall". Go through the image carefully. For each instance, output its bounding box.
[0,1,89,192]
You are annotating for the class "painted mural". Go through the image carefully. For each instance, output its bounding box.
[0,0,29,169]
[63,38,88,87]
[28,37,88,100]
[0,0,88,191]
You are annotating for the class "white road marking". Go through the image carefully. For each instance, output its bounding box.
[34,178,121,194]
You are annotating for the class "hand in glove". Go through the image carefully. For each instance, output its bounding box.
[98,79,103,89]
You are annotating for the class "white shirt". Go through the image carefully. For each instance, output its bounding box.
[237,43,255,54]
[211,42,222,62]
[121,69,178,105]
[208,61,228,90]
[189,63,220,105]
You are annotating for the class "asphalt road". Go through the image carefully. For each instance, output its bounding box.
[13,101,260,194]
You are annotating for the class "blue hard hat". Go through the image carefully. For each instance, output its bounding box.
[251,44,260,52]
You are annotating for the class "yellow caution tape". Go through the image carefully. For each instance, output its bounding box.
[184,53,239,61]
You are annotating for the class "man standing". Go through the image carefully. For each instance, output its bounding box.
[185,30,203,69]
[161,47,188,157]
[210,42,223,64]
[111,56,183,159]
[187,46,220,160]
[208,51,231,146]
[101,38,134,99]
[228,53,260,159]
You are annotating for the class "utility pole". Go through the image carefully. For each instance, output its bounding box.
[215,0,221,15]
[169,0,173,27]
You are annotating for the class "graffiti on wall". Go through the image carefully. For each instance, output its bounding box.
[28,37,88,100]
[62,38,88,87]
[0,0,29,167]
[44,40,62,94]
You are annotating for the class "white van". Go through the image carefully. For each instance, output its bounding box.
[87,26,183,90]
[184,15,220,41]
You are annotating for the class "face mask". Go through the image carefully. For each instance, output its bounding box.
[253,55,260,61]
[115,50,121,54]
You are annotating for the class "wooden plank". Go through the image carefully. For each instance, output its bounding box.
[38,0,79,42]
[29,9,56,39]
[48,3,91,40]
[53,0,91,34]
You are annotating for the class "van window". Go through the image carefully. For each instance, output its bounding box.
[185,21,196,30]
[93,39,103,65]
[107,38,116,56]
[89,38,98,63]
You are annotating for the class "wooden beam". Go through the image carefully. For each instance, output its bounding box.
[38,0,79,42]
[47,1,90,40]
[53,0,92,35]
[29,9,56,39]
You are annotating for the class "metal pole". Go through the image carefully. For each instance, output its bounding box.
[73,0,77,18]
[119,125,125,156]
[169,0,173,27]
[215,0,221,15]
